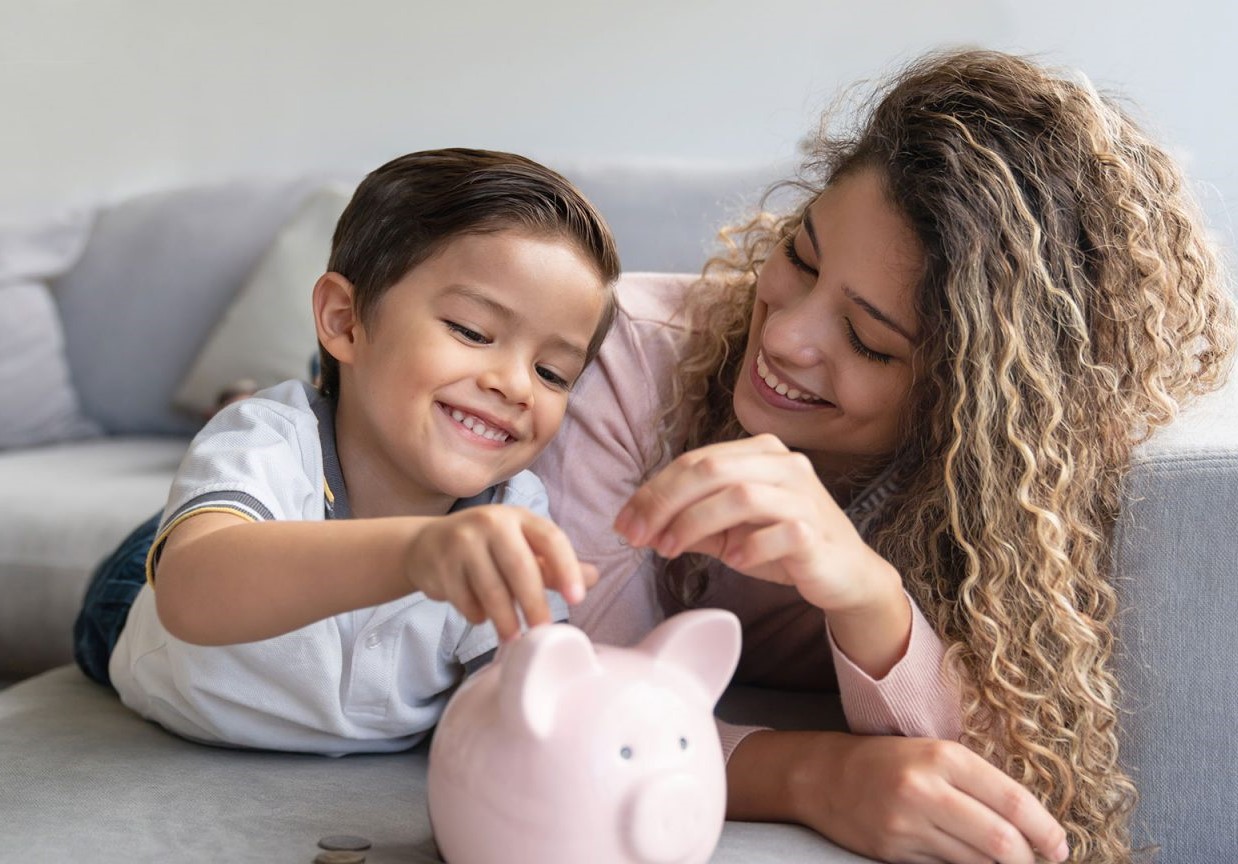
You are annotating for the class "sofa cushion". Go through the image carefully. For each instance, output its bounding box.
[53,178,325,435]
[0,212,101,449]
[173,183,352,416]
[0,666,870,863]
[0,437,186,678]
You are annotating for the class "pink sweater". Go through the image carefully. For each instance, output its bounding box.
[533,273,963,757]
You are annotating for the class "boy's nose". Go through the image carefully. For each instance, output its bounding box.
[479,360,533,406]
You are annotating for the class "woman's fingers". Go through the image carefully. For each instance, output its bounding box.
[614,433,797,542]
[929,786,1038,864]
[650,483,792,560]
[918,829,995,864]
[946,756,1069,863]
[616,437,817,547]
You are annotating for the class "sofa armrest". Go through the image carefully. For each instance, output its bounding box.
[1113,377,1238,860]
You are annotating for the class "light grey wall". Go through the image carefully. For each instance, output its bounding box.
[3,0,1234,248]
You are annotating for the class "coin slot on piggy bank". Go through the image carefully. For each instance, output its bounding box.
[428,609,742,864]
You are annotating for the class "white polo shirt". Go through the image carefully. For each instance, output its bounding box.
[110,380,565,755]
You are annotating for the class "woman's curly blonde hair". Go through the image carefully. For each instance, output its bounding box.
[667,50,1236,862]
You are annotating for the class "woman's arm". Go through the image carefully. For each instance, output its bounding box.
[728,730,1070,864]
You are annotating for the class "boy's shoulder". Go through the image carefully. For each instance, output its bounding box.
[202,380,321,441]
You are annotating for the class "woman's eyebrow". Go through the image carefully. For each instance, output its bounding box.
[802,206,822,260]
[803,205,916,342]
[843,286,915,342]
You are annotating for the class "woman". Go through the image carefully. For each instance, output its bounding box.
[535,49,1235,863]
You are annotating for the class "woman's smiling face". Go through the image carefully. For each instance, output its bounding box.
[732,167,925,479]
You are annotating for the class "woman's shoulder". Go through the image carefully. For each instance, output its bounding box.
[613,271,696,329]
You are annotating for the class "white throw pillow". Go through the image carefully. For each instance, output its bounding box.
[173,183,353,416]
[0,211,101,449]
[0,282,103,449]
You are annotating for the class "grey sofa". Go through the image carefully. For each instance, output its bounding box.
[1,162,1235,862]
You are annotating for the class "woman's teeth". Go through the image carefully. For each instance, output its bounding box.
[450,408,511,442]
[756,352,824,403]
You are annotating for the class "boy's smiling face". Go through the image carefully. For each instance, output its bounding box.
[322,230,607,516]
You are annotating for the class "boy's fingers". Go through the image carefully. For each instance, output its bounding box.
[446,583,487,626]
[465,557,522,642]
[580,562,599,589]
[488,529,552,629]
[522,518,587,604]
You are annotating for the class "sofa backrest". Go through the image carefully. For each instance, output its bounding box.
[50,161,787,437]
[52,178,321,436]
[1114,371,1238,859]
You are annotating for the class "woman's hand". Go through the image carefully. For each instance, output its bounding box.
[731,730,1070,864]
[615,434,884,611]
[614,434,911,675]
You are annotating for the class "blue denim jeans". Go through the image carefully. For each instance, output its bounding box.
[73,512,161,687]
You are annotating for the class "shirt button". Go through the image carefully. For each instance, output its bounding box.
[364,633,381,649]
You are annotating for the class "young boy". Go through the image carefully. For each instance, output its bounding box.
[83,148,620,755]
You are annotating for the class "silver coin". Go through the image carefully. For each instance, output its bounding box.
[314,851,366,864]
[318,835,372,852]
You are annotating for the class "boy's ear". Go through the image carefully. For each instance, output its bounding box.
[313,272,361,365]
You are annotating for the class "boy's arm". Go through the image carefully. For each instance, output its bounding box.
[155,506,593,646]
[155,511,435,644]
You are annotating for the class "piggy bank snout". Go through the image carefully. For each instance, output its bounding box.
[626,773,714,864]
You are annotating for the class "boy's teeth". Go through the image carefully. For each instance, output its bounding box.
[449,407,509,441]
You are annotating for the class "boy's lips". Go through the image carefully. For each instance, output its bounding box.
[435,401,519,443]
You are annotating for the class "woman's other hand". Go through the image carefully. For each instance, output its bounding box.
[731,730,1070,864]
[614,433,911,676]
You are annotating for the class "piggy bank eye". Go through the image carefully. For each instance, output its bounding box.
[620,746,633,760]
[679,737,688,751]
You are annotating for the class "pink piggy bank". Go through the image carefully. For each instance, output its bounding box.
[427,609,741,864]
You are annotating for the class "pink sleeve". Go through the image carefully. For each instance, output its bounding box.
[828,595,963,741]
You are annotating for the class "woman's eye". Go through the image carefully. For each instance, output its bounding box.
[783,234,817,276]
[446,322,489,344]
[536,367,570,389]
[844,319,892,365]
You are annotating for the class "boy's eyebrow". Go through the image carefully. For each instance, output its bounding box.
[802,207,916,343]
[444,284,590,363]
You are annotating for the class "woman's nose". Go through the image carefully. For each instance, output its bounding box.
[762,296,828,369]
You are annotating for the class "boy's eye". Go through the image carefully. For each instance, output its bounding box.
[446,321,489,344]
[536,366,570,389]
[783,234,817,276]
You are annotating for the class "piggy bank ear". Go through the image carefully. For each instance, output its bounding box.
[638,609,741,705]
[499,624,601,739]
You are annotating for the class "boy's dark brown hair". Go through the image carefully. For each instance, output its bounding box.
[319,147,621,399]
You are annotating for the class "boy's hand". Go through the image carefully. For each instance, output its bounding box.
[405,505,597,642]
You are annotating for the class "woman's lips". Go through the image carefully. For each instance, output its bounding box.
[752,351,831,409]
